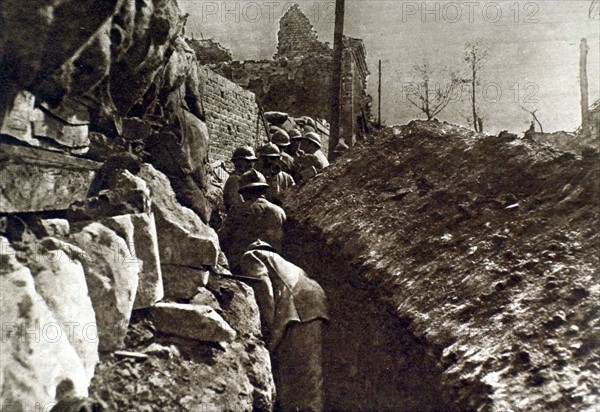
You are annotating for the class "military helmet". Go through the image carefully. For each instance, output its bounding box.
[246,239,277,253]
[238,169,269,193]
[269,125,284,135]
[257,142,281,158]
[231,146,257,161]
[303,132,322,148]
[288,129,303,140]
[271,130,291,146]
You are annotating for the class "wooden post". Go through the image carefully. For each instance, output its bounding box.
[580,38,589,136]
[378,59,382,126]
[328,0,345,161]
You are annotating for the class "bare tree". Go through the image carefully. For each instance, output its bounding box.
[405,62,461,121]
[464,40,488,132]
[521,106,543,133]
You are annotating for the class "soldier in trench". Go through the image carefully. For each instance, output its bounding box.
[270,129,296,175]
[239,240,329,412]
[294,132,330,183]
[255,142,295,206]
[222,146,258,213]
[219,169,286,274]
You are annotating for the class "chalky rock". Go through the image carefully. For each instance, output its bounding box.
[0,90,90,154]
[152,303,236,342]
[162,265,210,300]
[139,164,220,267]
[69,223,140,352]
[0,237,88,407]
[21,237,99,382]
[0,144,100,213]
[190,287,221,311]
[100,213,164,309]
[40,218,71,237]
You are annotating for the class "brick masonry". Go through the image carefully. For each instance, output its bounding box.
[199,67,268,165]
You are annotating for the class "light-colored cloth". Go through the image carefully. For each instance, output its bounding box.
[312,150,329,170]
[294,150,329,182]
[219,198,285,272]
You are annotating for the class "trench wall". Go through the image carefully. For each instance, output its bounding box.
[282,223,467,412]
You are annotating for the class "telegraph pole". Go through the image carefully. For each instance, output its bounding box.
[378,59,382,126]
[328,0,345,160]
[580,38,589,136]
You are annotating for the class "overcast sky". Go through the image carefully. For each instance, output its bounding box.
[180,0,600,134]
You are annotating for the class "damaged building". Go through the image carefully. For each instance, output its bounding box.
[207,4,372,151]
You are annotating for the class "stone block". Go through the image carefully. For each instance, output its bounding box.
[152,303,236,342]
[31,107,89,150]
[0,144,100,213]
[69,222,140,352]
[162,264,210,300]
[0,237,89,407]
[0,91,34,142]
[190,288,221,311]
[40,218,71,237]
[100,213,164,309]
[22,237,99,381]
[139,164,220,267]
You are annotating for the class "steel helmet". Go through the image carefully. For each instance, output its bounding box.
[288,129,303,140]
[231,146,258,161]
[269,125,284,134]
[257,142,281,158]
[238,169,269,193]
[303,132,322,148]
[246,239,277,253]
[271,130,291,146]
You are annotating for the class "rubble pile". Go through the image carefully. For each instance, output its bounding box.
[282,120,599,411]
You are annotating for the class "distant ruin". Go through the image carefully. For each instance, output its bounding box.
[209,4,372,149]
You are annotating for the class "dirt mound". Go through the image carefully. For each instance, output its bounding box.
[282,120,599,411]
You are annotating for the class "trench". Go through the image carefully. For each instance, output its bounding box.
[283,220,463,412]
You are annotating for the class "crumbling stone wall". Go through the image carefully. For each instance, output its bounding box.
[186,37,233,65]
[199,67,268,163]
[213,57,332,122]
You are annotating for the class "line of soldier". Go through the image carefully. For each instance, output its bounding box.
[218,128,330,412]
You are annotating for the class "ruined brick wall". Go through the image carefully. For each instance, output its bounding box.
[341,37,371,145]
[199,67,268,163]
[212,57,332,121]
[274,4,331,59]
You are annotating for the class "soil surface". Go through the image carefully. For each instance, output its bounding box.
[88,277,275,411]
[282,120,599,411]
